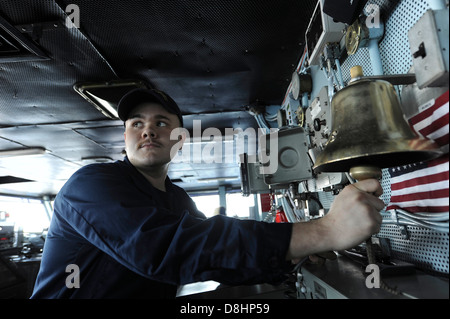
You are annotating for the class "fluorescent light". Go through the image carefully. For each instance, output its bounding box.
[81,156,114,164]
[197,176,239,182]
[186,137,235,145]
[73,80,149,119]
[84,91,119,118]
[0,147,46,158]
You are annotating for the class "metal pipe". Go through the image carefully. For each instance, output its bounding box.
[428,0,446,10]
[368,39,383,75]
[302,92,309,109]
[335,59,345,88]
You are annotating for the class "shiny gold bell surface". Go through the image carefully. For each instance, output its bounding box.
[313,71,441,174]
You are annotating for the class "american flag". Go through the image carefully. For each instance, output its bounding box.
[386,90,449,214]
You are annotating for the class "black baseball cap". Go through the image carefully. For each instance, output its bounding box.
[117,88,183,127]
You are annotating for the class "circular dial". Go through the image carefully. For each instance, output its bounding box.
[296,106,305,127]
[345,21,362,55]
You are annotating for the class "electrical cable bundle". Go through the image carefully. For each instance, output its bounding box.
[383,209,449,233]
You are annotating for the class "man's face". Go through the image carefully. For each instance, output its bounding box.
[124,102,184,171]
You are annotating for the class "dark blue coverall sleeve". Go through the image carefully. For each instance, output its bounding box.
[32,159,294,297]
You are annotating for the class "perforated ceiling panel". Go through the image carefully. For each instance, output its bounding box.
[0,0,318,196]
[52,0,318,116]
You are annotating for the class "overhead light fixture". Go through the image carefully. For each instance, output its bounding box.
[0,147,47,158]
[81,156,114,164]
[73,80,149,119]
[0,16,49,63]
[186,136,236,145]
[197,176,239,182]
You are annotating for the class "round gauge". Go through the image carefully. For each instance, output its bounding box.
[290,72,300,100]
[345,21,361,55]
[296,106,305,127]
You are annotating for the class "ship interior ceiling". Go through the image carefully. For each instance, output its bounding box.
[0,0,449,300]
[0,0,320,197]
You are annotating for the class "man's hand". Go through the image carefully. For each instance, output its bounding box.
[286,179,385,261]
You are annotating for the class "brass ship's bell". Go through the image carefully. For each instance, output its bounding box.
[313,66,441,180]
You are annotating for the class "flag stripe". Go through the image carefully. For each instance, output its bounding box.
[412,103,449,132]
[416,114,448,138]
[390,188,449,202]
[386,90,449,214]
[409,92,449,125]
[433,129,449,146]
[390,178,449,193]
[387,205,449,213]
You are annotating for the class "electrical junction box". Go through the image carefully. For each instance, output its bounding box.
[260,127,312,185]
[408,8,449,88]
[239,154,270,196]
[305,0,346,66]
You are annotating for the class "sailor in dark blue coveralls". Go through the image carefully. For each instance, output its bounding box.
[31,88,384,298]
